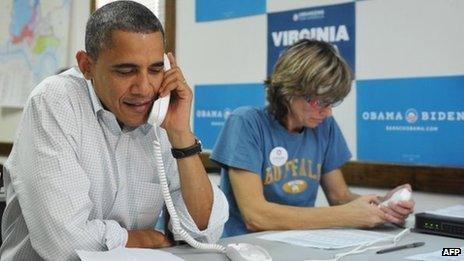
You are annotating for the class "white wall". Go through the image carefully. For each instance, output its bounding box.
[0,0,90,143]
[67,0,91,67]
[177,0,464,159]
[2,0,464,153]
[176,1,267,85]
[357,0,464,79]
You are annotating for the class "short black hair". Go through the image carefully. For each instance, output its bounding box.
[85,0,165,59]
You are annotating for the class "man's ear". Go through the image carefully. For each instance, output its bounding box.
[76,51,93,80]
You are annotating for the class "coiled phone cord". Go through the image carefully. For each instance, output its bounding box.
[152,136,227,253]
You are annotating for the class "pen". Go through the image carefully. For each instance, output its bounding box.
[376,242,425,254]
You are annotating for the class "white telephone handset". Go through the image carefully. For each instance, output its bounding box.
[151,55,271,261]
[148,54,171,126]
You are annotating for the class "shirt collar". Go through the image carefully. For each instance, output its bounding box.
[85,78,105,115]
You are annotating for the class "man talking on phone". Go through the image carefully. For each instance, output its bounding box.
[0,1,228,260]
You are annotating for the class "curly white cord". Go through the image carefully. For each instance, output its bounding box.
[152,135,226,253]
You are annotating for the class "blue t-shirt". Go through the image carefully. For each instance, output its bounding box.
[211,107,351,237]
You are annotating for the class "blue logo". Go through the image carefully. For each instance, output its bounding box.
[194,83,265,149]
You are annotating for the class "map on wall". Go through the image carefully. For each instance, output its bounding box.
[0,0,71,108]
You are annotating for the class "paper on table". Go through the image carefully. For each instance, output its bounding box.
[426,205,464,219]
[76,247,186,261]
[406,246,464,261]
[257,229,394,249]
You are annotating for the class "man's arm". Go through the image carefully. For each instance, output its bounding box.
[229,167,401,231]
[168,131,213,230]
[126,230,172,248]
[126,132,215,247]
[126,129,227,247]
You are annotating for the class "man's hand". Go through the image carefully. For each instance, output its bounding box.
[159,52,192,137]
[379,184,415,225]
[126,229,172,248]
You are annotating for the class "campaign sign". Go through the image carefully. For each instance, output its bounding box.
[194,83,265,150]
[357,75,464,167]
[196,0,266,22]
[267,2,355,75]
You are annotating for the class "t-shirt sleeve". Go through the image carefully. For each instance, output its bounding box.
[211,109,263,174]
[321,117,352,174]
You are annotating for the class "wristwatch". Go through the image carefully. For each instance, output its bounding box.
[171,138,202,159]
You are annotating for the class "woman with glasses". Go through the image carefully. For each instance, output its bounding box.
[211,39,414,237]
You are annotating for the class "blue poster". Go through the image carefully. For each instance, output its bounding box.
[194,83,266,150]
[196,0,266,22]
[267,2,355,75]
[357,75,464,167]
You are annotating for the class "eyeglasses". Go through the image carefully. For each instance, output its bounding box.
[302,95,343,109]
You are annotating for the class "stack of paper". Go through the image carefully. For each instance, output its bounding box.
[258,228,394,249]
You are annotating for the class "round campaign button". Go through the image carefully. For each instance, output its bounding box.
[269,146,288,167]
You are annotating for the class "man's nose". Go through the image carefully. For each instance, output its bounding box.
[132,71,154,95]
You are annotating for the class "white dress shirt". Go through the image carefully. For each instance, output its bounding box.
[0,68,228,261]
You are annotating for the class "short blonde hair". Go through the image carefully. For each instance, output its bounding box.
[265,39,353,123]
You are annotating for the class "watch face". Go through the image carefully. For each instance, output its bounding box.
[173,150,185,158]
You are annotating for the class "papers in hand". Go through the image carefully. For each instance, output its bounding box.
[426,205,464,219]
[258,229,394,249]
[76,247,186,261]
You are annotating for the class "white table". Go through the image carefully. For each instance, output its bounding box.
[165,227,463,261]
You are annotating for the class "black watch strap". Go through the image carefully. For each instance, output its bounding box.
[171,138,202,159]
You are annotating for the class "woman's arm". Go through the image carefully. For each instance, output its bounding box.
[320,169,359,205]
[229,167,397,231]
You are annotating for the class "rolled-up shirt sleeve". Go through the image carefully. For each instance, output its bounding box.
[169,184,228,243]
[10,83,128,260]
